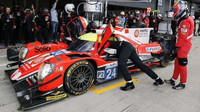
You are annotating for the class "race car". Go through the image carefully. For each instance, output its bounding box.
[6,16,88,64]
[5,22,176,110]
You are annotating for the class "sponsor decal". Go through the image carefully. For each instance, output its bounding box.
[182,25,186,28]
[35,46,51,53]
[67,61,88,77]
[46,93,67,101]
[146,47,161,52]
[50,50,65,56]
[24,95,30,100]
[134,30,140,38]
[56,66,64,72]
[181,28,187,32]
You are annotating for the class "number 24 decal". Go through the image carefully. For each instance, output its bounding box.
[105,67,117,81]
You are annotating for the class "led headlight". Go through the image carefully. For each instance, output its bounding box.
[38,63,55,82]
[19,47,28,60]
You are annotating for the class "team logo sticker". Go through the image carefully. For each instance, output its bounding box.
[134,30,140,38]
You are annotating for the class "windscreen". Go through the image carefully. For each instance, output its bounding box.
[67,39,95,52]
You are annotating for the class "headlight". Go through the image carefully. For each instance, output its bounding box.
[38,63,55,82]
[19,47,28,60]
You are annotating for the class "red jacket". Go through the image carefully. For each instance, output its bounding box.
[176,16,194,58]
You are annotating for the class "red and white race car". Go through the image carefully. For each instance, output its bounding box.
[5,19,175,110]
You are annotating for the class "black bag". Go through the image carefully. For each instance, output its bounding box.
[7,47,21,61]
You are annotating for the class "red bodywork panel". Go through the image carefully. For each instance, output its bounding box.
[22,41,68,62]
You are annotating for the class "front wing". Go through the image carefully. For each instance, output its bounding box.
[4,69,68,110]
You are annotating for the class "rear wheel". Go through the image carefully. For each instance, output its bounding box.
[64,60,95,95]
[160,60,169,67]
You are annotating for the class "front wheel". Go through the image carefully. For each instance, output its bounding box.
[64,60,95,95]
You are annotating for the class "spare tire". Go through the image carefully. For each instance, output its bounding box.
[136,21,146,28]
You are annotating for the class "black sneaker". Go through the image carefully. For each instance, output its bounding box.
[164,79,175,86]
[172,83,185,90]
[120,82,135,91]
[154,78,164,85]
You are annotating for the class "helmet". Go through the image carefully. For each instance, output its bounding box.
[120,11,125,16]
[86,21,97,33]
[65,4,75,13]
[192,16,195,20]
[170,0,188,20]
[157,13,163,19]
[43,8,49,13]
[24,8,31,13]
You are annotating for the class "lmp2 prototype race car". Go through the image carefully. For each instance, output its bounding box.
[5,17,176,110]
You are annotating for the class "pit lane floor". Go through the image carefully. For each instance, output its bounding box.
[0,36,200,112]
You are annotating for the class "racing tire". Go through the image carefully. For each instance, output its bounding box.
[7,47,21,61]
[160,60,169,67]
[64,60,95,95]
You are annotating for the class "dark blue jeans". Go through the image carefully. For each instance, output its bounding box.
[51,21,58,41]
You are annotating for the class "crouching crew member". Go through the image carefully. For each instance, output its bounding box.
[33,8,50,43]
[102,41,164,91]
[165,0,194,90]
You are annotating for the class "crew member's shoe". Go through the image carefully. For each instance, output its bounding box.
[172,83,185,90]
[164,78,175,86]
[120,82,135,91]
[154,78,164,85]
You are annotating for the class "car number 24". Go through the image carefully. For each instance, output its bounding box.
[97,67,118,81]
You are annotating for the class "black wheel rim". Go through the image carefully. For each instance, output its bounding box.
[69,65,93,92]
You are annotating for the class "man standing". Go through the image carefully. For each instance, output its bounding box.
[13,4,22,43]
[2,7,16,46]
[115,11,126,28]
[165,0,194,90]
[33,8,51,43]
[51,0,59,42]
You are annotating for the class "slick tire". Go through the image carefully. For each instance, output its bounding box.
[64,60,95,95]
[160,60,169,67]
[7,47,20,61]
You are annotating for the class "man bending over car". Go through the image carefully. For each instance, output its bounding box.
[101,41,164,91]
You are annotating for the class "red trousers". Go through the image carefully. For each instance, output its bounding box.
[172,58,187,83]
[172,46,191,83]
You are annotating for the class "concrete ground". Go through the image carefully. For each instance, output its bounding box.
[0,36,200,112]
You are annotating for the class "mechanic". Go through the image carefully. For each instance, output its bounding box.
[115,11,126,28]
[12,4,22,43]
[1,7,16,47]
[102,41,164,91]
[154,14,164,33]
[165,0,194,90]
[33,8,51,43]
[23,8,35,43]
[142,11,149,28]
[60,4,76,37]
[50,0,59,42]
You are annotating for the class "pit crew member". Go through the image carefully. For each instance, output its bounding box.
[102,41,164,91]
[165,0,194,90]
[115,11,126,28]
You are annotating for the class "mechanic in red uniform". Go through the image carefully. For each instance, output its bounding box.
[165,0,194,90]
[142,11,149,28]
